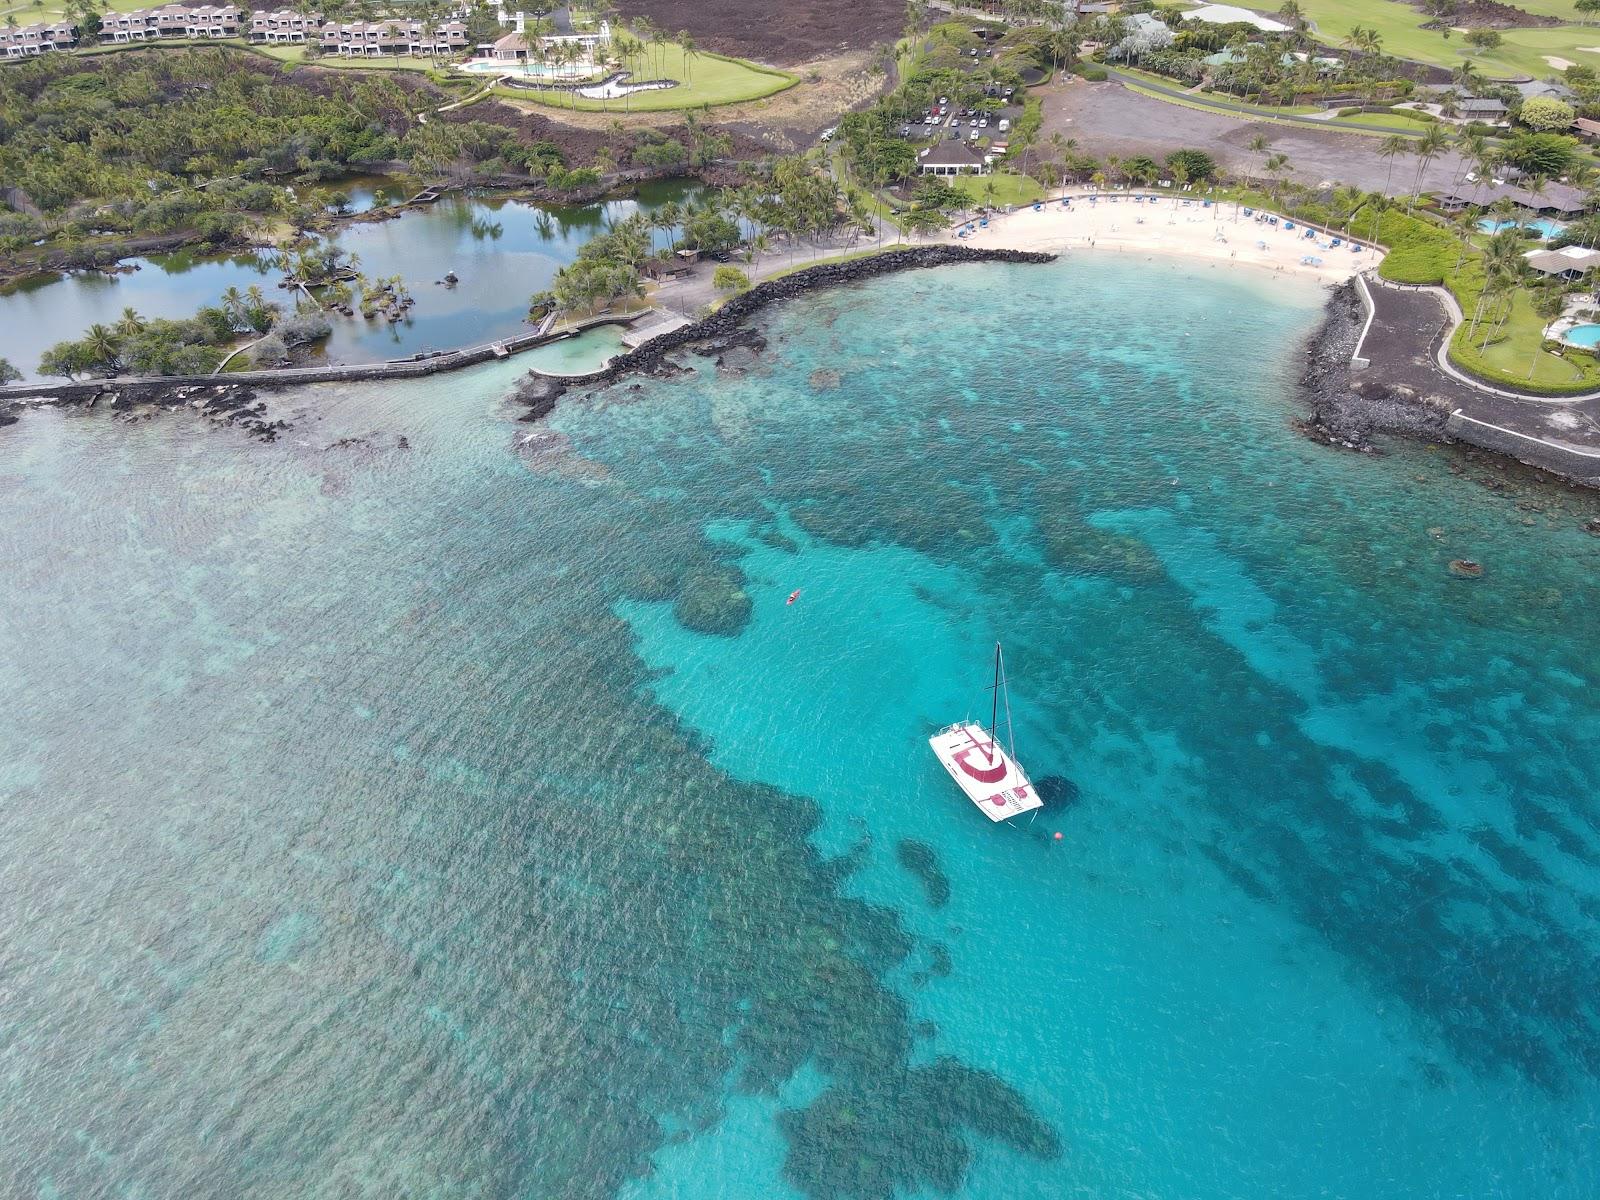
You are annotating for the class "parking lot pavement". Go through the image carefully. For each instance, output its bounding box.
[1041,79,1469,197]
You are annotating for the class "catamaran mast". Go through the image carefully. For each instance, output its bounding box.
[987,642,1002,761]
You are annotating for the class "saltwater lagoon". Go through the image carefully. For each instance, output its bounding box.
[0,178,712,380]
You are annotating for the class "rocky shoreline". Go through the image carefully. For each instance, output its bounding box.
[1295,280,1450,454]
[0,381,290,441]
[507,245,1058,419]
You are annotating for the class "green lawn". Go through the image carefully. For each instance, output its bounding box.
[951,171,1044,206]
[254,44,442,72]
[493,38,795,112]
[1292,0,1600,78]
[1356,204,1600,391]
[1334,110,1438,132]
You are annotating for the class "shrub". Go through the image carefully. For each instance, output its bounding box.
[249,333,288,366]
[1165,148,1216,182]
[1501,131,1579,177]
[1363,207,1457,285]
[713,265,750,293]
[1078,64,1108,82]
[1520,96,1576,131]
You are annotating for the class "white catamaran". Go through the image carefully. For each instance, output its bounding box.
[929,643,1042,823]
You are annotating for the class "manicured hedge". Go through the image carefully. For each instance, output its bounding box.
[1362,207,1457,285]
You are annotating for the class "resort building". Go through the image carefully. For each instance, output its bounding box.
[319,18,469,56]
[1433,180,1588,218]
[918,141,986,177]
[483,8,610,69]
[99,5,241,42]
[1455,97,1509,124]
[0,20,79,58]
[249,9,325,44]
[1524,245,1600,280]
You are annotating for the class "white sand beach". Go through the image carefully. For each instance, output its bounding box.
[955,192,1379,283]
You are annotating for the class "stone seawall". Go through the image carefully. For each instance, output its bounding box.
[0,315,638,407]
[1295,279,1450,452]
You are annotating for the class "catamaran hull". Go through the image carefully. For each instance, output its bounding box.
[929,722,1042,822]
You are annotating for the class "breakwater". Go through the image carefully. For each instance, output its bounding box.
[508,245,1058,419]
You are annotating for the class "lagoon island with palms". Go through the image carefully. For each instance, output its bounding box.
[4,3,1600,1199]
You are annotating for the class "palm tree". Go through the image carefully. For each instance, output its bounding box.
[1408,125,1450,214]
[1365,191,1388,244]
[114,306,145,338]
[1377,134,1411,198]
[1265,151,1290,201]
[84,324,121,375]
[1450,62,1483,96]
[678,30,696,84]
[1331,184,1363,234]
[1528,282,1566,380]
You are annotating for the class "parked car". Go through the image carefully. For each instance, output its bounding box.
[968,128,979,141]
[1003,87,1014,98]
[997,118,1011,133]
[900,126,911,137]
[819,126,836,143]
[979,117,988,128]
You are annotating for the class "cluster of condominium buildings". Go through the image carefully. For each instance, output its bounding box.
[0,21,79,59]
[100,5,243,42]
[2,3,602,64]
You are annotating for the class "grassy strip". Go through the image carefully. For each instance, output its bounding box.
[1116,79,1393,138]
[951,172,1044,206]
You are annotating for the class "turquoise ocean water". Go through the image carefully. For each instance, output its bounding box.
[3,258,1599,1198]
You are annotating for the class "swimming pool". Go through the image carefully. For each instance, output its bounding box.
[1477,216,1567,238]
[456,59,583,79]
[1562,323,1600,348]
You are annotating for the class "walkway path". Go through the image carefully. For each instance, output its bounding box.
[1354,277,1600,482]
[648,233,916,318]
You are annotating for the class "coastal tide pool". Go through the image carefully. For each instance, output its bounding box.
[2,257,1598,1200]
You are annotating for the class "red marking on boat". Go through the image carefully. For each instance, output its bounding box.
[786,590,801,606]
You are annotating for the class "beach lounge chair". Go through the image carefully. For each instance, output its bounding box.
[1243,207,1254,216]
[1284,221,1295,231]
[1331,238,1341,247]
[1202,200,1211,208]
[1258,241,1268,250]
[1351,243,1362,252]
[1033,202,1042,211]
[1304,229,1316,239]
